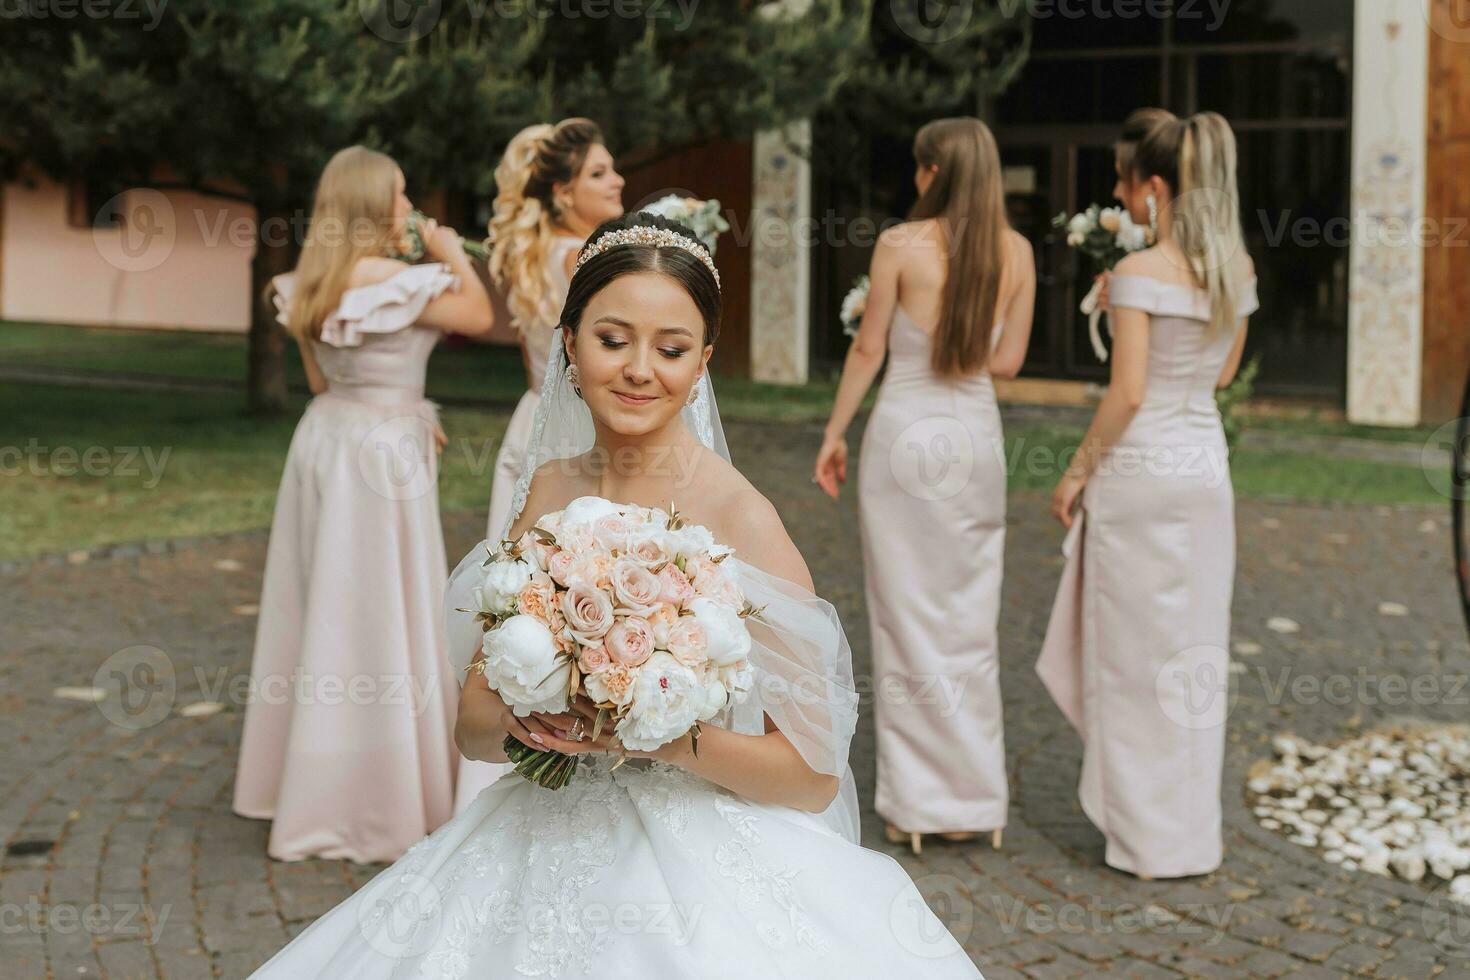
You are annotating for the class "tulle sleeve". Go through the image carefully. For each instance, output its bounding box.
[723,557,862,841]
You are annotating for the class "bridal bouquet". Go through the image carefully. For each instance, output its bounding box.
[390,209,488,263]
[641,195,730,255]
[1053,205,1152,361]
[465,496,759,788]
[839,275,870,337]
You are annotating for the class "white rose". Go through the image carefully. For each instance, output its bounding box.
[1067,230,1085,248]
[1117,215,1149,252]
[688,597,752,666]
[616,652,704,751]
[480,615,569,716]
[477,558,534,616]
[560,496,622,529]
[1067,212,1092,236]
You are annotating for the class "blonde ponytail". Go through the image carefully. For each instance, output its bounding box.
[487,118,604,336]
[1134,111,1251,336]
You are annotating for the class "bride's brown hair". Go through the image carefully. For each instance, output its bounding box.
[560,213,721,347]
[908,117,1010,378]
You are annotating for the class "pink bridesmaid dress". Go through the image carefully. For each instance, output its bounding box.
[1037,273,1259,878]
[462,234,584,813]
[232,263,463,863]
[858,305,1008,836]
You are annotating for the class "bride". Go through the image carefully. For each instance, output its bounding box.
[247,212,983,978]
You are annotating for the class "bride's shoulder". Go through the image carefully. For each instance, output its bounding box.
[705,474,813,593]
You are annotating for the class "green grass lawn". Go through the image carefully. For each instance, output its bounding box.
[0,379,1446,562]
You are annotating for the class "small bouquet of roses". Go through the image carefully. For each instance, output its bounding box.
[465,496,760,789]
[1053,205,1152,361]
[839,275,870,337]
[391,209,489,263]
[641,195,731,255]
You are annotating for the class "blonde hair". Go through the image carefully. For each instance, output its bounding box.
[287,146,400,340]
[909,117,1010,377]
[487,118,604,336]
[1133,111,1250,336]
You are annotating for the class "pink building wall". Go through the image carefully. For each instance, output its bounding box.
[1,179,253,332]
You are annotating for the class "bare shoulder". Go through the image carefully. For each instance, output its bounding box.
[504,457,582,541]
[348,256,409,290]
[1113,247,1170,279]
[1004,228,1034,262]
[710,479,814,593]
[878,219,938,253]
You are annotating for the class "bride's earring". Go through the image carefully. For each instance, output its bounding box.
[685,377,702,407]
[1146,193,1159,242]
[564,361,582,398]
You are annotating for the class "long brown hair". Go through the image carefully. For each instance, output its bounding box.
[287,146,400,340]
[487,117,604,336]
[908,118,1009,377]
[1132,111,1250,336]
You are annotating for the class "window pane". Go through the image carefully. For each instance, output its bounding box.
[1182,49,1350,120]
[1172,0,1353,47]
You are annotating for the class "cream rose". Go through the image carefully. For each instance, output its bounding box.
[560,585,614,647]
[605,616,655,667]
[515,572,556,625]
[611,558,662,615]
[560,496,622,529]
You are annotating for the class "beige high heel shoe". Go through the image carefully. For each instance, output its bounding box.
[884,822,923,855]
[936,829,1004,850]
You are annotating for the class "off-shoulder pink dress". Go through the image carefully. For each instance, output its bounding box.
[1036,274,1259,878]
[232,263,463,863]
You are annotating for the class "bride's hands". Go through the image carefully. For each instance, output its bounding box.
[814,434,848,500]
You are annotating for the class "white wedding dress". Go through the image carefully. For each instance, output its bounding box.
[248,282,983,977]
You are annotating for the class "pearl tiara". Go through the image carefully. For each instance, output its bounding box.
[573,222,721,289]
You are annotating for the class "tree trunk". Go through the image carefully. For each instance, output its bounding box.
[246,205,294,416]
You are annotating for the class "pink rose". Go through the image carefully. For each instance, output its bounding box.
[557,524,596,555]
[548,550,578,587]
[666,616,709,667]
[694,564,742,607]
[560,585,614,646]
[578,643,612,674]
[612,558,662,614]
[606,616,655,667]
[656,564,696,607]
[585,663,635,707]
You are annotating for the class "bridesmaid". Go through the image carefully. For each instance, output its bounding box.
[815,117,1035,855]
[1036,111,1258,879]
[484,117,625,542]
[233,146,494,862]
[462,118,623,813]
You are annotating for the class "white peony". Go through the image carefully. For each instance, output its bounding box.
[688,597,752,666]
[616,652,704,751]
[560,495,622,530]
[479,615,569,716]
[1067,212,1093,236]
[669,522,716,561]
[697,676,728,721]
[477,558,534,616]
[1116,212,1150,252]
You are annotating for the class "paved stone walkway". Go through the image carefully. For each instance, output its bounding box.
[1,414,1467,978]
